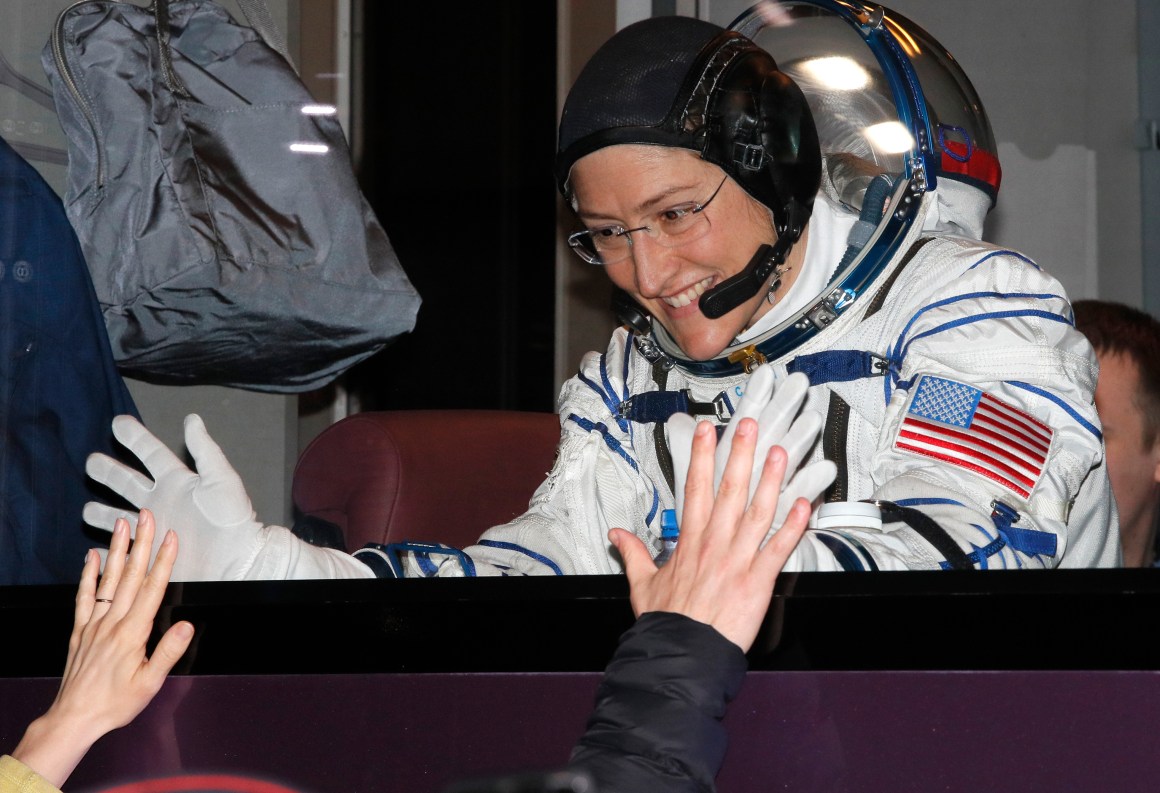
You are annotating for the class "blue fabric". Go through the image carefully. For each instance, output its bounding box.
[814,532,869,571]
[567,414,640,473]
[787,349,888,385]
[476,540,565,575]
[939,535,1006,570]
[0,136,139,585]
[989,501,1058,559]
[578,363,629,434]
[619,391,690,424]
[1008,380,1102,441]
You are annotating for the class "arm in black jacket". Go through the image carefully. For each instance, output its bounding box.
[568,611,747,793]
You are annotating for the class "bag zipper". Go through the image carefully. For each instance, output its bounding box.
[51,0,105,188]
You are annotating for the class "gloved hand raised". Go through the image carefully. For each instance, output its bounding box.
[84,414,374,581]
[667,367,836,529]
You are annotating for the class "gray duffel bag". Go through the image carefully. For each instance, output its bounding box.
[42,0,420,392]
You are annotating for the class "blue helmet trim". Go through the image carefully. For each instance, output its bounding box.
[729,0,939,189]
[642,1,946,380]
[661,176,923,378]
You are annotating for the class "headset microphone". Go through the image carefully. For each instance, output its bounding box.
[610,241,786,330]
[698,197,807,319]
[698,241,786,319]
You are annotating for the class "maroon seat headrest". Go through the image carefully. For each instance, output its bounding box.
[292,410,560,552]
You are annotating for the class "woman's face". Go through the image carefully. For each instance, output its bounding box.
[569,144,796,361]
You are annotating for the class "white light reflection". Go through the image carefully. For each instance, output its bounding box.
[290,142,330,154]
[864,122,915,154]
[797,57,870,91]
[301,104,338,116]
[752,0,793,28]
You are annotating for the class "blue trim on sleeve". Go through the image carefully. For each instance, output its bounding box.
[567,413,640,473]
[476,540,565,575]
[415,552,439,576]
[885,289,1070,403]
[939,535,1005,570]
[965,249,1042,272]
[577,366,630,434]
[598,352,630,434]
[892,497,967,508]
[895,308,1072,373]
[998,525,1058,558]
[892,291,1067,363]
[890,308,1071,398]
[814,531,869,571]
[1007,380,1102,440]
[645,487,659,527]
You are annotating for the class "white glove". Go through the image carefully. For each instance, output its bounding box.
[84,414,374,582]
[668,367,837,528]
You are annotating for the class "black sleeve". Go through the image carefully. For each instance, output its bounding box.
[567,612,748,793]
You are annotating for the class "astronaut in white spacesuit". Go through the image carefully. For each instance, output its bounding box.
[83,4,1119,579]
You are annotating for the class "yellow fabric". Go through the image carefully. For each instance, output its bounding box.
[0,755,60,793]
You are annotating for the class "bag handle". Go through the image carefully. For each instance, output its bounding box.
[153,0,296,98]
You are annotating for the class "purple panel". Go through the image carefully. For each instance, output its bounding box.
[719,671,1160,792]
[4,671,1160,793]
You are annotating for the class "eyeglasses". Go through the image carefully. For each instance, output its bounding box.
[568,175,728,266]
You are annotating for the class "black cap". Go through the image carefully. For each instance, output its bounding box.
[555,15,820,241]
[556,16,723,192]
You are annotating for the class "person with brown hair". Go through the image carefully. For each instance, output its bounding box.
[1074,299,1160,567]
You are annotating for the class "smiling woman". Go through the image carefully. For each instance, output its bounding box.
[440,7,1118,578]
[568,146,795,362]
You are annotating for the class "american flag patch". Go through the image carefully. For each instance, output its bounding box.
[894,375,1053,499]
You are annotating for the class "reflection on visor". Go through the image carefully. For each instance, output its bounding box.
[732,0,1001,201]
[865,122,915,154]
[659,0,1003,375]
[796,56,870,90]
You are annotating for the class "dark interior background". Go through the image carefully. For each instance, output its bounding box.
[344,3,559,413]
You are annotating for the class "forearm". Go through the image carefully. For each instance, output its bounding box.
[1,754,62,793]
[9,711,103,791]
[243,526,376,580]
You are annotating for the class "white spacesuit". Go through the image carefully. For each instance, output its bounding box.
[457,185,1118,575]
[82,2,1119,580]
[419,3,1120,575]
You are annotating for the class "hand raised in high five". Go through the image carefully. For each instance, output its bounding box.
[10,510,193,788]
[667,368,836,529]
[610,416,810,652]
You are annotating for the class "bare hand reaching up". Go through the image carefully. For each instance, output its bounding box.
[10,510,194,788]
[609,417,810,652]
